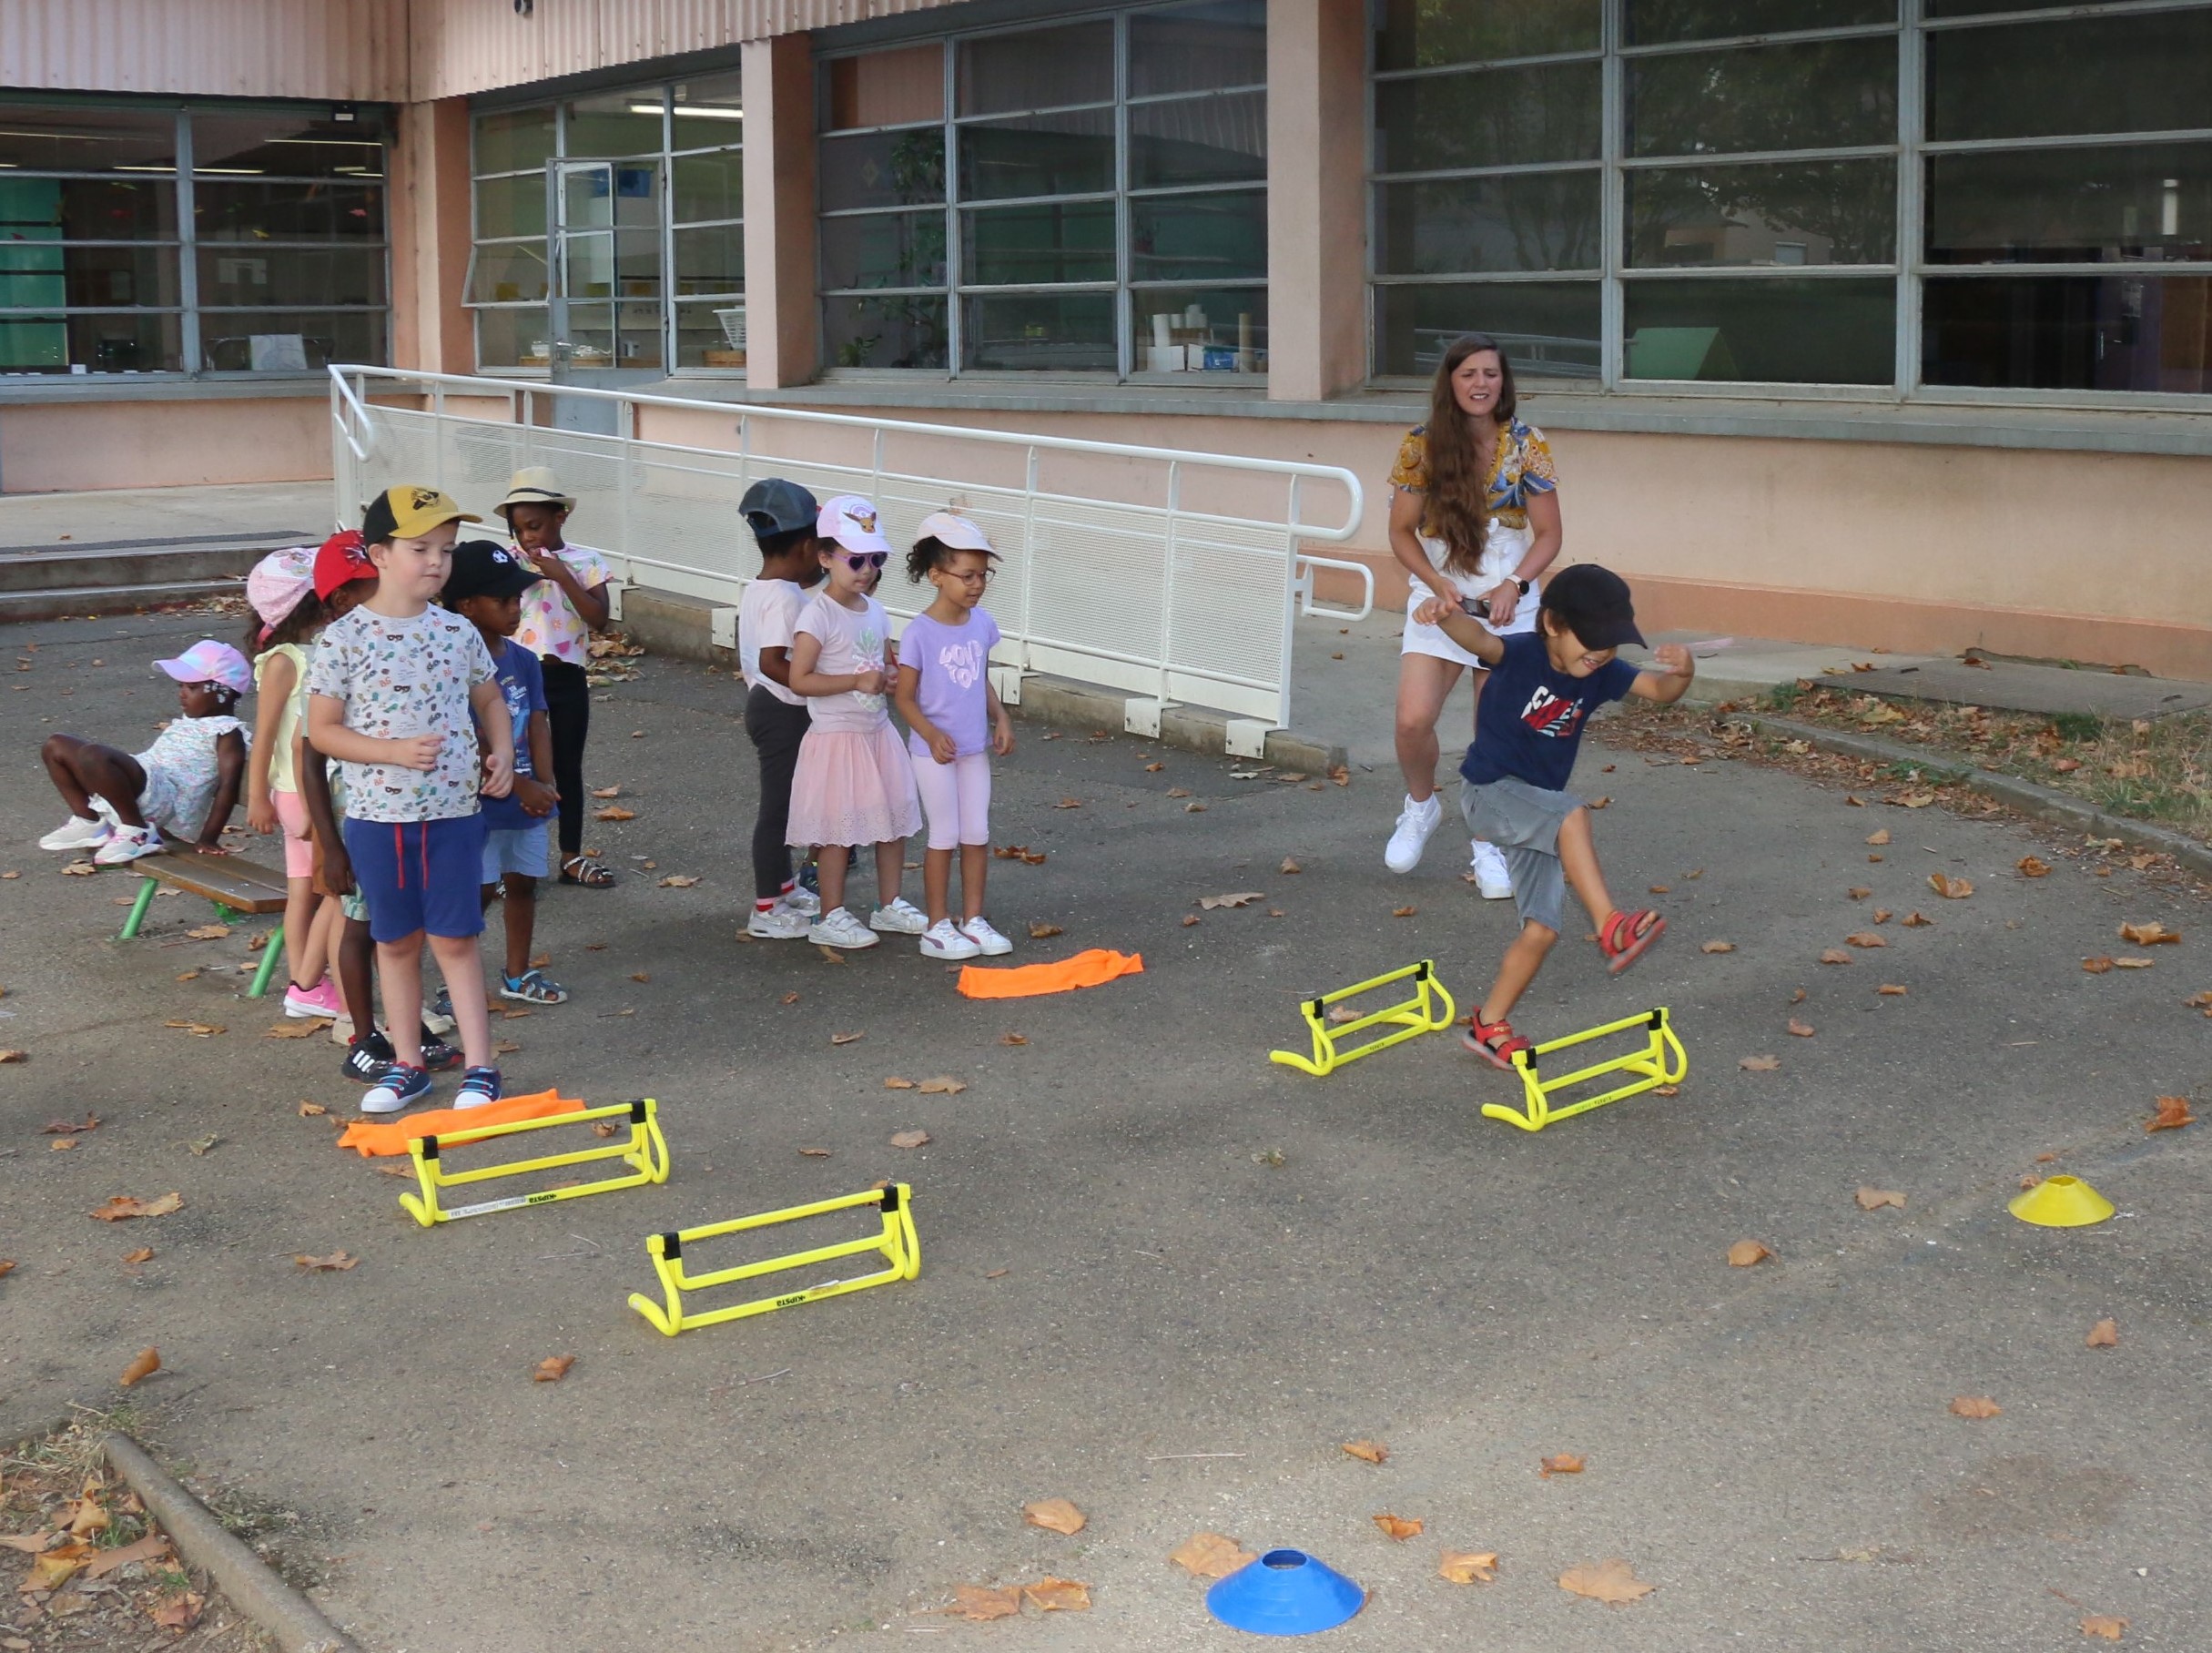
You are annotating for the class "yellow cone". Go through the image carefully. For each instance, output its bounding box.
[2008,1175,2115,1228]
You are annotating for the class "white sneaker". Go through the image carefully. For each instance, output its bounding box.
[93,824,164,866]
[39,814,111,851]
[1469,839,1514,899]
[960,916,1014,956]
[782,886,820,917]
[746,904,810,940]
[807,907,879,949]
[1384,794,1442,874]
[919,918,981,960]
[869,896,928,935]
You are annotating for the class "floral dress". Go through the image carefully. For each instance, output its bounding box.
[1390,418,1558,661]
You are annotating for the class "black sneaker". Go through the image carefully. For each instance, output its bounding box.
[420,1029,463,1072]
[342,1029,395,1082]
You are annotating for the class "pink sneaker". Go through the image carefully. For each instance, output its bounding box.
[283,977,344,1020]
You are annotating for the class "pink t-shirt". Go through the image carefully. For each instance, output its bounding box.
[898,609,1000,756]
[792,592,890,733]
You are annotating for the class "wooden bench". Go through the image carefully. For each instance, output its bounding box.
[117,852,290,999]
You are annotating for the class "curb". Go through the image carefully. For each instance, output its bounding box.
[102,1432,356,1653]
[1739,712,2212,881]
[614,582,1348,776]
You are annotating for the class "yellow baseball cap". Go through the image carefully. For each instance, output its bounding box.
[361,484,481,544]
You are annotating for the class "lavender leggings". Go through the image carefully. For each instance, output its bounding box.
[908,747,992,849]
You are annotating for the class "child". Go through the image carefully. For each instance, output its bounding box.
[244,546,345,1019]
[39,640,252,865]
[498,468,616,890]
[442,539,568,1004]
[892,511,1016,960]
[306,485,513,1116]
[1410,564,1691,1068]
[735,477,826,940]
[783,494,926,950]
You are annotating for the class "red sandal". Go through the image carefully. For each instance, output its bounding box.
[1460,1012,1532,1071]
[1598,908,1666,975]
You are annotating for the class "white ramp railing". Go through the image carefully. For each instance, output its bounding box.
[329,367,1364,733]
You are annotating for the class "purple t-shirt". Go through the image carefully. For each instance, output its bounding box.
[899,609,1001,757]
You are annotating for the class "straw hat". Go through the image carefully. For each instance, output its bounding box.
[495,467,576,517]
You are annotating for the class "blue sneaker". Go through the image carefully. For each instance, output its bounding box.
[455,1066,502,1110]
[360,1062,432,1116]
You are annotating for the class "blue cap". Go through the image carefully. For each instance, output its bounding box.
[740,477,818,538]
[1206,1548,1365,1636]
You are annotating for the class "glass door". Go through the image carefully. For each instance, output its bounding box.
[548,157,664,428]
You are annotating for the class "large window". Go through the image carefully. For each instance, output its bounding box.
[0,99,387,376]
[468,74,746,373]
[819,0,1268,378]
[1370,0,2212,400]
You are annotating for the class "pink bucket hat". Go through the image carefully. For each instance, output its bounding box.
[247,546,317,638]
[155,640,253,697]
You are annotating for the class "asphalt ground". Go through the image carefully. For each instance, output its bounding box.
[2,608,2207,1652]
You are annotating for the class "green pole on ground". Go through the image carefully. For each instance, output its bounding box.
[117,877,157,940]
[246,924,285,999]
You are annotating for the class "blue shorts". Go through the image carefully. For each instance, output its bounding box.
[482,820,552,883]
[343,815,488,943]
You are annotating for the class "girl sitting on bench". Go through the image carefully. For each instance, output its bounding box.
[37,640,253,865]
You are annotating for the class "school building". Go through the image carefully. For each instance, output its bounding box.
[0,0,2206,674]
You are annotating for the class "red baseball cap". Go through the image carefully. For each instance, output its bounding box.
[311,529,375,599]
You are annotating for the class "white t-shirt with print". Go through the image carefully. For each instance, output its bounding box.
[792,592,891,733]
[307,604,496,823]
[738,577,808,708]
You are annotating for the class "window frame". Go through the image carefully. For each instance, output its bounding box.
[817,0,1271,382]
[0,95,391,380]
[1365,0,2212,409]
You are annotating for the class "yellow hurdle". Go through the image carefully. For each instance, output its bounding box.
[1269,958,1457,1076]
[628,1182,919,1336]
[1484,1007,1687,1132]
[401,1097,669,1226]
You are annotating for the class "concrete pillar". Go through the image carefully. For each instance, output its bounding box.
[1266,0,1368,401]
[742,33,820,390]
[389,97,476,375]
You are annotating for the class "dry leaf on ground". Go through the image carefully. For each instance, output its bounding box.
[2082,957,2116,974]
[1539,1453,1586,1477]
[118,1347,160,1387]
[829,1030,864,1046]
[123,1247,154,1264]
[1558,1557,1655,1606]
[1029,920,1064,938]
[798,1147,831,1158]
[2119,921,2179,945]
[1373,1513,1424,1541]
[2146,1095,2196,1132]
[1740,1055,1781,1071]
[297,1100,328,1118]
[1866,828,1891,845]
[1929,873,1974,899]
[2018,856,2052,877]
[183,923,230,940]
[1054,797,1082,809]
[780,990,800,1005]
[817,945,847,964]
[83,1533,169,1578]
[1850,887,1872,900]
[1856,1186,1906,1210]
[1164,787,1192,799]
[263,1020,322,1039]
[533,1354,575,1383]
[1023,1577,1091,1611]
[1701,940,1736,954]
[1168,1532,1255,1579]
[1846,932,1887,948]
[941,1585,1021,1621]
[1878,984,1910,996]
[590,785,621,798]
[1821,948,1853,965]
[999,1032,1028,1046]
[293,1251,357,1271]
[1728,1239,1773,1267]
[0,1049,25,1063]
[49,1137,76,1151]
[1873,908,1893,922]
[1341,1440,1388,1465]
[1587,796,1611,809]
[89,1192,181,1222]
[594,805,635,821]
[890,1129,931,1149]
[1280,857,1302,874]
[1023,1498,1086,1536]
[43,1112,99,1134]
[2080,1616,2128,1641]
[883,1077,916,1090]
[1392,904,1416,918]
[1788,1018,1816,1038]
[2086,1318,2119,1349]
[918,1075,967,1095]
[1903,911,1933,927]
[1200,891,1265,910]
[163,1020,224,1037]
[1439,1550,1500,1585]
[1949,1395,2002,1419]
[658,874,699,887]
[2113,956,2156,969]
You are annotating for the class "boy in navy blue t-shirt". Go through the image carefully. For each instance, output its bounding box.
[1414,564,1692,1069]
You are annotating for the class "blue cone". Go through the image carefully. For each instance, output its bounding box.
[1206,1548,1365,1636]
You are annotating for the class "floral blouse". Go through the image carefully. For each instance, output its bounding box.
[512,542,613,667]
[1388,418,1558,530]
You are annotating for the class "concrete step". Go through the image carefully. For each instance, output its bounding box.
[0,577,244,624]
[0,538,289,595]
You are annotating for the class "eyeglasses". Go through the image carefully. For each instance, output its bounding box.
[834,551,888,570]
[946,567,993,583]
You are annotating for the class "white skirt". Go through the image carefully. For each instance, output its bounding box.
[1401,522,1539,668]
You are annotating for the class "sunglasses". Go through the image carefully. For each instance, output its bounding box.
[833,550,888,570]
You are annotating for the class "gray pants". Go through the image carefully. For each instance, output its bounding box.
[1460,776,1581,933]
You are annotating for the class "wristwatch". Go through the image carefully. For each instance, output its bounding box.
[1507,577,1530,594]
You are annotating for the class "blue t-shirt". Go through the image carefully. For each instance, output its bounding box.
[479,636,547,831]
[1460,633,1639,793]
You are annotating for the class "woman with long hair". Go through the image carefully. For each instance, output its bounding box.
[1382,333,1563,897]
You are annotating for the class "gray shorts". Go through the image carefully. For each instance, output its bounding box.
[1459,776,1582,933]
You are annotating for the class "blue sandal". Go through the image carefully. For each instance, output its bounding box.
[500,968,570,1006]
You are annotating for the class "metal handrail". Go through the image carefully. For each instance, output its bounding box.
[1294,553,1375,623]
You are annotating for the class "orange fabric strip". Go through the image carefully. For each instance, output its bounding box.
[955,948,1145,1000]
[335,1089,586,1157]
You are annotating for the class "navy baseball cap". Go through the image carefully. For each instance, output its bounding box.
[740,477,819,538]
[1541,563,1645,650]
[442,539,543,603]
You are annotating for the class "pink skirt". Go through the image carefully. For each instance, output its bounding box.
[786,721,923,849]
